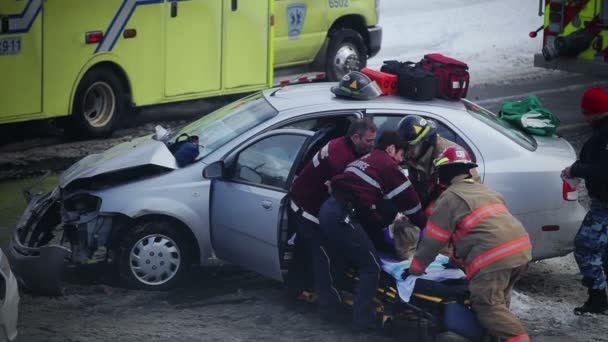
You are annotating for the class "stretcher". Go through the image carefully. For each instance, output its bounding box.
[299,255,488,342]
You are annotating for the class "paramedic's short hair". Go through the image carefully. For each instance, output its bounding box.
[347,118,377,137]
[376,130,407,151]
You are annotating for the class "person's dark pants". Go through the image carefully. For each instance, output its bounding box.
[574,198,608,290]
[287,213,323,297]
[318,196,381,326]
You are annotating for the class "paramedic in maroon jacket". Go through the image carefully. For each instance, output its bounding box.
[317,130,426,329]
[287,118,377,299]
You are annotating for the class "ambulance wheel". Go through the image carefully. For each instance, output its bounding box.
[435,331,472,342]
[325,29,367,82]
[66,67,127,139]
[115,219,194,291]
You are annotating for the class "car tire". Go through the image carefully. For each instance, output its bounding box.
[435,331,473,342]
[116,219,193,291]
[325,29,367,82]
[65,67,128,140]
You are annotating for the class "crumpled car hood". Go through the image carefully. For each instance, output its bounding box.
[59,136,178,189]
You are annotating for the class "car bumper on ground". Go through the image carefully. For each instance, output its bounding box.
[7,193,70,295]
[367,25,382,58]
[0,251,20,342]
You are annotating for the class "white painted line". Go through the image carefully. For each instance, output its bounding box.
[476,82,608,106]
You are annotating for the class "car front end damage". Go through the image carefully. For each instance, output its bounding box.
[8,187,118,295]
[8,138,180,294]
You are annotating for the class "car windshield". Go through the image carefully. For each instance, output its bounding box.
[170,93,278,159]
[462,99,537,151]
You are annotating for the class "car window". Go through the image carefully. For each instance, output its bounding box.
[234,134,308,189]
[279,115,357,133]
[462,99,537,151]
[372,114,476,162]
[170,93,279,159]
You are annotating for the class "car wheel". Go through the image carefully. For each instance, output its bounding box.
[325,29,367,82]
[116,219,193,291]
[65,67,128,139]
[435,331,473,342]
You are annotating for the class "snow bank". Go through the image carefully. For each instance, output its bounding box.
[371,0,557,85]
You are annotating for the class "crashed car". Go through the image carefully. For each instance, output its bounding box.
[8,84,587,293]
[0,248,19,342]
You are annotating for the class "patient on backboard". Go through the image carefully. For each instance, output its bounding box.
[386,213,454,261]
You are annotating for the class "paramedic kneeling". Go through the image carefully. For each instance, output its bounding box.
[409,146,532,342]
[317,130,426,328]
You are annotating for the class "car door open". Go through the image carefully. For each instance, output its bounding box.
[208,129,314,280]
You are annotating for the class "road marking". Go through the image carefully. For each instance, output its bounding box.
[476,82,608,106]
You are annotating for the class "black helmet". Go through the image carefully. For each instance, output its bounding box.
[331,71,382,100]
[398,115,437,146]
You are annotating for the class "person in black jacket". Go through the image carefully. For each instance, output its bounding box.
[563,87,608,315]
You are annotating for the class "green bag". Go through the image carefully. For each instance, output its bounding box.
[499,96,560,136]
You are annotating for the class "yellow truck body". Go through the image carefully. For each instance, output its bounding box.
[0,0,274,137]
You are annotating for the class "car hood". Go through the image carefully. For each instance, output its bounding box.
[59,136,178,189]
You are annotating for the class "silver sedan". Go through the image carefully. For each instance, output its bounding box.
[8,83,586,292]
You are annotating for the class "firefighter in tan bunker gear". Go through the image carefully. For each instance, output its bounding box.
[409,146,533,342]
[397,115,480,210]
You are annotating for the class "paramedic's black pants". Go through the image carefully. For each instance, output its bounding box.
[287,212,323,297]
[318,196,381,326]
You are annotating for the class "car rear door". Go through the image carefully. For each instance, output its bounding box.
[210,129,313,280]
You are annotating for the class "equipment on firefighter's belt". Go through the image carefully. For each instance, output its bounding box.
[331,71,382,100]
[341,202,357,225]
[499,96,561,136]
[542,28,595,61]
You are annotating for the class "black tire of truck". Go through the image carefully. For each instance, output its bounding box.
[116,219,194,291]
[325,29,367,82]
[65,67,128,140]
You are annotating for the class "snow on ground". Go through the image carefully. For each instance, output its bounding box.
[369,0,572,85]
[512,254,608,342]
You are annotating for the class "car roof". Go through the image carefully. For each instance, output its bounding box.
[262,83,469,114]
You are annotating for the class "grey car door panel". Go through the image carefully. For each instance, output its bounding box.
[210,129,313,280]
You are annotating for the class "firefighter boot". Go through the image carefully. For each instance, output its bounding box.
[574,289,608,315]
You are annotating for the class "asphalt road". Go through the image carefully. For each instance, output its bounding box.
[469,73,608,128]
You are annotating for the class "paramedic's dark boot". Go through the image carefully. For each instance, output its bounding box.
[574,289,608,315]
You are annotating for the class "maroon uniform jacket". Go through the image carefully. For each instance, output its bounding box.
[289,136,359,223]
[331,149,427,230]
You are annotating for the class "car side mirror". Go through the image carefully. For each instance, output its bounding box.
[203,161,226,179]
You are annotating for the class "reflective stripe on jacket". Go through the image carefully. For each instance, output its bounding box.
[410,177,532,279]
[331,149,426,229]
[290,137,358,218]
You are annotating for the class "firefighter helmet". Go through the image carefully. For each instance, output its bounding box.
[581,87,608,121]
[434,145,478,169]
[331,71,382,100]
[398,115,437,146]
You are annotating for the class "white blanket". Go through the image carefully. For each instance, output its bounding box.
[380,255,466,302]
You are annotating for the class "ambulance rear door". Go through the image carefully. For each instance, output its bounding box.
[0,0,42,121]
[222,0,271,89]
[165,0,222,97]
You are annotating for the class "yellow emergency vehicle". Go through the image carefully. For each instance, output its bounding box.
[0,0,274,138]
[274,0,381,81]
[533,0,608,76]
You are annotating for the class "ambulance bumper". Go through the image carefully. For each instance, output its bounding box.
[367,25,382,58]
